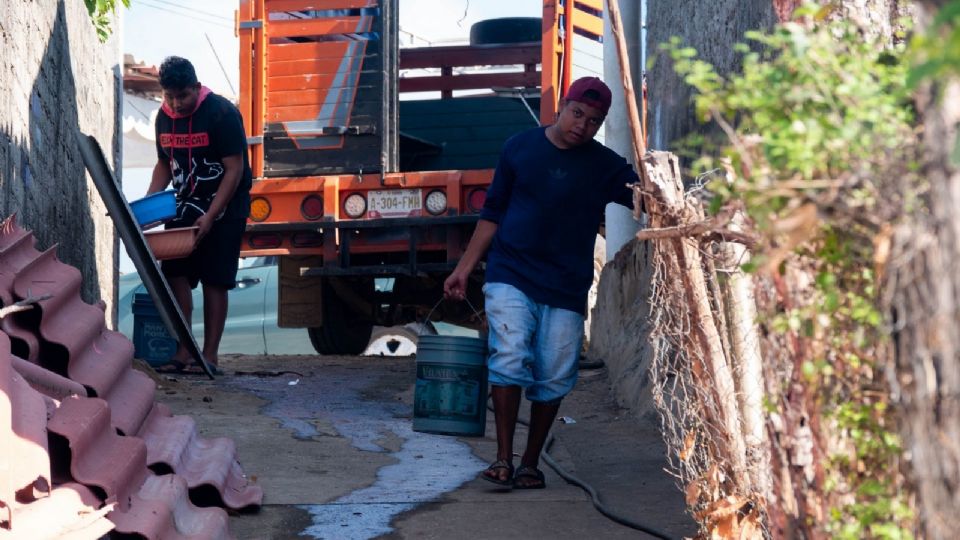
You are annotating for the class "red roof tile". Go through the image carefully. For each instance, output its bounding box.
[0,215,263,537]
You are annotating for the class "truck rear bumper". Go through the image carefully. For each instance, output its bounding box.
[243,214,480,276]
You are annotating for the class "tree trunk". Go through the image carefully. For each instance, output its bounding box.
[887,4,960,538]
[719,212,771,501]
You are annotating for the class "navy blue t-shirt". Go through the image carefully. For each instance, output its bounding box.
[480,127,638,314]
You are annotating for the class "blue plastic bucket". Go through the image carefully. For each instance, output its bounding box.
[413,334,488,437]
[131,293,178,366]
[130,190,176,228]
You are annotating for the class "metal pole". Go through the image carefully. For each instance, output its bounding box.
[603,0,644,260]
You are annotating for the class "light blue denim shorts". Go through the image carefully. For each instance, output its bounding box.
[483,282,585,403]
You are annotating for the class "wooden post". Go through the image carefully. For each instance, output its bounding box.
[720,212,771,500]
[643,152,749,483]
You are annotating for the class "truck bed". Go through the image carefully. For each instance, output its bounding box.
[399,96,540,172]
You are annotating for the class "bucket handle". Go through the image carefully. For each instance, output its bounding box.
[419,297,484,336]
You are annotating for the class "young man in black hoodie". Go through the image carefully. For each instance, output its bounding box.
[148,56,252,372]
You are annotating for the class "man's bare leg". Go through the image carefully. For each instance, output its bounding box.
[168,275,193,365]
[482,385,522,483]
[514,400,561,488]
[202,284,229,367]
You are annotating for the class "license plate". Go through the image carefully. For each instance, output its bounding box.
[368,189,422,218]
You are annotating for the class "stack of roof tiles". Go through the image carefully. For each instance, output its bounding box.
[0,216,262,538]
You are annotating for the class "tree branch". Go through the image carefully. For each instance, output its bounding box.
[0,294,53,319]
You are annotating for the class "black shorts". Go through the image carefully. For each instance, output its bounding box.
[161,218,246,290]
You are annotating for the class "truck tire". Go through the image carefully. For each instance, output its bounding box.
[308,324,372,356]
[307,279,373,356]
[469,17,541,46]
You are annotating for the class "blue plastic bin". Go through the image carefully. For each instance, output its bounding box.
[130,190,176,228]
[131,293,178,366]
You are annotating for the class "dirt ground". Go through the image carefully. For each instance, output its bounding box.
[141,354,695,539]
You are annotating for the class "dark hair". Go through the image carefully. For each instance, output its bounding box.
[159,56,198,90]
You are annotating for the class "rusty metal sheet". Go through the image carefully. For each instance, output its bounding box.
[76,133,215,378]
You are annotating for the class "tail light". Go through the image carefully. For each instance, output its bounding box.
[467,188,487,213]
[291,231,323,247]
[248,233,282,249]
[343,193,367,218]
[300,194,324,221]
[249,197,271,222]
[424,189,447,216]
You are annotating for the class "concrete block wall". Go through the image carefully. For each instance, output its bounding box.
[587,239,660,421]
[0,0,121,317]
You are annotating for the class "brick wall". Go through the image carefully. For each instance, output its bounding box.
[0,0,121,317]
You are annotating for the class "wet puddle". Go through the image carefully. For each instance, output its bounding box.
[220,368,485,539]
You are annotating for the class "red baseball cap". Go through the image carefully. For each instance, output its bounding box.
[564,76,612,116]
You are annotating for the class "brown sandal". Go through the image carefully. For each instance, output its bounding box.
[513,465,546,489]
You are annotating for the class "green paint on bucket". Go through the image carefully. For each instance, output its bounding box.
[413,334,488,437]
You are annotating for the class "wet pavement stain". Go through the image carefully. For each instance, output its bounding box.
[220,368,486,539]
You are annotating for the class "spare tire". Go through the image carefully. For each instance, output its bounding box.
[470,17,541,46]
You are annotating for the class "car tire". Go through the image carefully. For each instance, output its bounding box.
[469,17,541,46]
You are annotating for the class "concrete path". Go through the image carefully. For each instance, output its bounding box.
[145,355,695,539]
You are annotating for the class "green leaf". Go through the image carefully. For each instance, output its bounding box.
[908,59,947,88]
[932,1,960,29]
[952,133,960,167]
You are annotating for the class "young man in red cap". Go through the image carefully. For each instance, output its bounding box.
[444,76,639,489]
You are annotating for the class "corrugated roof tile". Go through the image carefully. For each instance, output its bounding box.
[47,395,149,513]
[110,474,233,540]
[1,340,53,522]
[0,216,262,537]
[7,482,115,539]
[139,410,264,512]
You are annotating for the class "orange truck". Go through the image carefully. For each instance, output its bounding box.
[236,0,604,354]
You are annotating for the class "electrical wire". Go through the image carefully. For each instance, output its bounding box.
[204,32,237,96]
[490,400,676,540]
[146,0,233,21]
[136,0,233,29]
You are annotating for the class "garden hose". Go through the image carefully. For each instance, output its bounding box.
[489,400,675,540]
